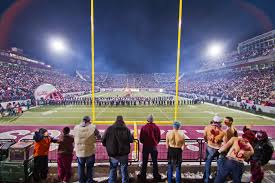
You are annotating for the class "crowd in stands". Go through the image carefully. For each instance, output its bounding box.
[180,67,274,106]
[31,114,274,183]
[0,62,90,102]
[1,46,274,107]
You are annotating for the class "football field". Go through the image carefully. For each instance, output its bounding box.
[0,91,274,161]
[0,91,274,126]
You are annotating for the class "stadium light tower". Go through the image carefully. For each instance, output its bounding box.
[49,37,67,54]
[207,42,224,58]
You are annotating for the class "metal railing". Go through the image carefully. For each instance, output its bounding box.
[3,138,273,164]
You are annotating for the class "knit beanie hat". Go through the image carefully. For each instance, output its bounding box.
[39,128,47,135]
[173,121,181,130]
[147,114,154,123]
[242,130,256,144]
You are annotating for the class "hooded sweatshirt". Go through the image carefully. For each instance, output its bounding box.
[33,131,56,157]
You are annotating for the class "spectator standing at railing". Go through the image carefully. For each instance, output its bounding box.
[223,117,238,143]
[244,128,274,183]
[74,116,101,183]
[203,116,225,183]
[33,128,58,183]
[214,129,255,183]
[166,121,185,183]
[57,127,74,183]
[138,114,162,182]
[102,115,133,183]
[217,117,238,172]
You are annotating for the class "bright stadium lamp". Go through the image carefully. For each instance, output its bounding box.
[207,42,223,58]
[49,37,67,54]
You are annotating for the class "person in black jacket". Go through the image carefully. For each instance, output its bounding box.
[102,116,133,183]
[250,130,274,183]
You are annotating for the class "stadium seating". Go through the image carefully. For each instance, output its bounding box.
[0,63,90,102]
[0,46,274,106]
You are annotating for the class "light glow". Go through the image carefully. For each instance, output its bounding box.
[207,42,223,58]
[49,37,67,54]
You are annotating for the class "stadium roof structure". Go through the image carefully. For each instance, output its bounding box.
[0,48,51,69]
[238,29,275,53]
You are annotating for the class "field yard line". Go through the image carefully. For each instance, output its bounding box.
[205,103,275,122]
[2,116,18,125]
[94,106,110,119]
[152,106,172,121]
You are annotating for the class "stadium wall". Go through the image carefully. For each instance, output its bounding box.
[167,91,275,114]
[227,100,275,114]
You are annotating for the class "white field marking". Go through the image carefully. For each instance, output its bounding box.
[94,106,110,119]
[205,102,275,122]
[154,105,172,121]
[189,105,197,108]
[203,111,218,115]
[41,110,58,115]
[1,116,18,125]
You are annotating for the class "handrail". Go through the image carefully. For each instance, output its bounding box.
[2,138,272,164]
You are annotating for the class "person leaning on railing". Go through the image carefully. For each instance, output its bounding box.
[57,127,74,183]
[203,116,225,183]
[33,128,58,183]
[74,116,101,183]
[102,116,133,183]
[138,114,162,182]
[166,121,185,183]
[214,129,255,183]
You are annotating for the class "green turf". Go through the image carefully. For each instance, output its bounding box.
[0,91,274,125]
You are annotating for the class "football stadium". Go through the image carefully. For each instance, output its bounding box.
[0,0,275,183]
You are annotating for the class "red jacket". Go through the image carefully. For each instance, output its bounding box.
[140,123,161,148]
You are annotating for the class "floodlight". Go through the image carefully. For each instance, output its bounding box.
[207,43,223,58]
[49,37,67,54]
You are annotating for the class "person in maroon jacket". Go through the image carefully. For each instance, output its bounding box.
[138,115,162,181]
[57,127,74,183]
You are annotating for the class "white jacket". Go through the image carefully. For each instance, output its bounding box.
[74,124,96,157]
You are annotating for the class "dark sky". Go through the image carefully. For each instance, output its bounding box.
[0,0,274,74]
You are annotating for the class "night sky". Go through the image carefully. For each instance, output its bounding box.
[0,0,274,74]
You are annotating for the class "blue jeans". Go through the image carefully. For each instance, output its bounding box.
[167,163,181,183]
[217,153,226,172]
[77,155,95,183]
[203,145,219,183]
[108,155,129,183]
[214,159,244,183]
[140,146,159,179]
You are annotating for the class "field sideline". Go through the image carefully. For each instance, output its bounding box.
[0,104,274,126]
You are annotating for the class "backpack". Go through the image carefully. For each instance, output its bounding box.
[260,140,274,166]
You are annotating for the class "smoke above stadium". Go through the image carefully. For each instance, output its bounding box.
[0,0,274,73]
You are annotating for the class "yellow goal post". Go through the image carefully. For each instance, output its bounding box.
[90,0,183,123]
